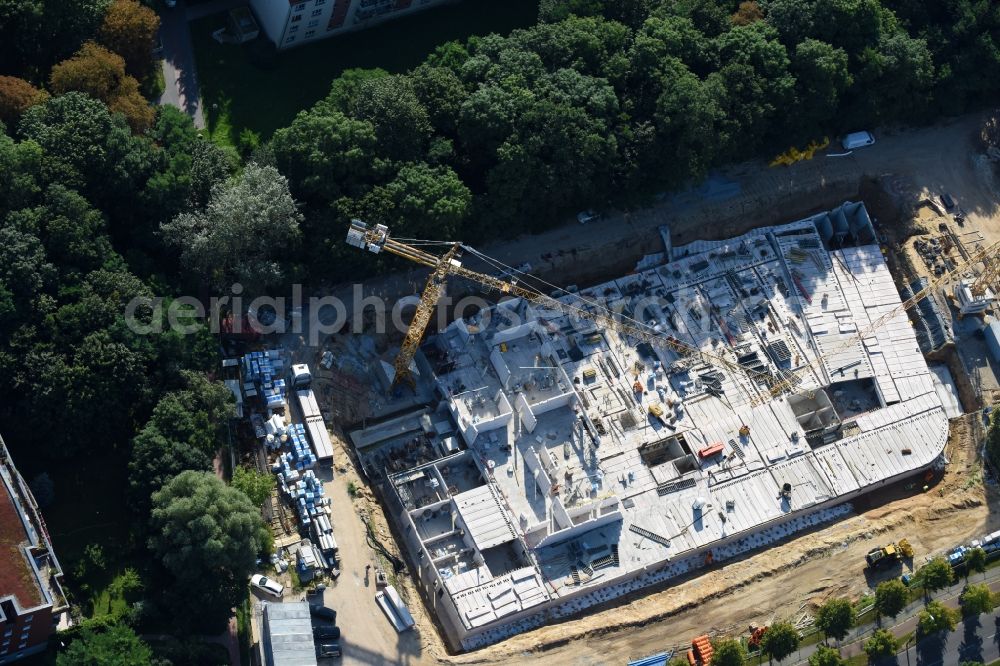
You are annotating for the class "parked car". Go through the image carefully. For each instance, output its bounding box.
[314,626,341,640]
[841,131,875,150]
[940,192,957,211]
[577,210,599,225]
[309,604,337,622]
[317,642,342,658]
[250,574,284,598]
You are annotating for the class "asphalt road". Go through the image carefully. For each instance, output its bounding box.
[899,610,1000,666]
[789,570,1000,665]
[158,0,205,128]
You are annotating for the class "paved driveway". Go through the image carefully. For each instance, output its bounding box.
[159,0,244,128]
[159,0,205,127]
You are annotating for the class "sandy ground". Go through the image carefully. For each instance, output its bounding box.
[297,111,1000,665]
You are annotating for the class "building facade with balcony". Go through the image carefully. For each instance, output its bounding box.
[250,0,458,50]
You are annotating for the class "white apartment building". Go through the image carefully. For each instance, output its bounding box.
[250,0,458,50]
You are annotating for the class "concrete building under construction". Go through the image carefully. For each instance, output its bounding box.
[348,202,955,651]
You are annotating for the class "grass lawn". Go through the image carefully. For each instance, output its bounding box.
[190,0,540,146]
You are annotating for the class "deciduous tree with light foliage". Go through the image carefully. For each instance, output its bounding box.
[711,637,747,666]
[863,628,899,662]
[808,644,845,666]
[160,163,302,295]
[918,556,954,597]
[815,597,855,643]
[760,621,799,664]
[960,582,993,616]
[874,578,908,620]
[232,465,275,507]
[917,600,957,637]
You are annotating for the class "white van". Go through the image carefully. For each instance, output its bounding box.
[841,131,875,150]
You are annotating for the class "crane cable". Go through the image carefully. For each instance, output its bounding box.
[455,244,766,402]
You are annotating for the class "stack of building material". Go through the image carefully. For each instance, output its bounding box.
[285,423,316,468]
[286,470,325,526]
[242,350,287,410]
[296,388,334,461]
[311,513,338,556]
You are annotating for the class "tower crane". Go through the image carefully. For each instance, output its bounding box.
[345,220,774,393]
[750,237,1000,406]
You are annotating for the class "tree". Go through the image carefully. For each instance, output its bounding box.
[0,76,49,128]
[409,63,469,135]
[863,628,899,663]
[808,644,845,666]
[148,470,268,631]
[271,108,378,203]
[732,1,764,26]
[760,621,799,663]
[0,0,110,80]
[707,21,795,157]
[30,184,115,277]
[874,579,908,620]
[98,0,160,79]
[815,597,855,643]
[653,57,721,187]
[127,372,231,507]
[17,92,156,207]
[57,623,153,666]
[0,128,43,216]
[960,582,994,616]
[918,557,955,597]
[917,600,958,637]
[187,140,237,209]
[987,409,1000,472]
[966,547,987,580]
[348,74,432,162]
[49,42,153,132]
[231,466,275,508]
[789,39,852,138]
[352,162,471,243]
[160,163,302,294]
[711,638,747,666]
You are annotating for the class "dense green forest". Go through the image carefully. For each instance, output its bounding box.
[274,0,1000,283]
[1,0,999,658]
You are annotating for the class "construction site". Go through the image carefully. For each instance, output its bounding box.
[324,196,999,655]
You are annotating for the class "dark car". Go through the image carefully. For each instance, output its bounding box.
[309,604,337,622]
[317,642,342,658]
[314,625,341,640]
[941,193,956,211]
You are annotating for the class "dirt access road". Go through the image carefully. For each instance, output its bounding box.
[326,112,1000,317]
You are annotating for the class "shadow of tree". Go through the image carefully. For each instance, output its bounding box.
[915,632,945,665]
[958,614,984,664]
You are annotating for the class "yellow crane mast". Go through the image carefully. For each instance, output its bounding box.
[346,220,773,393]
